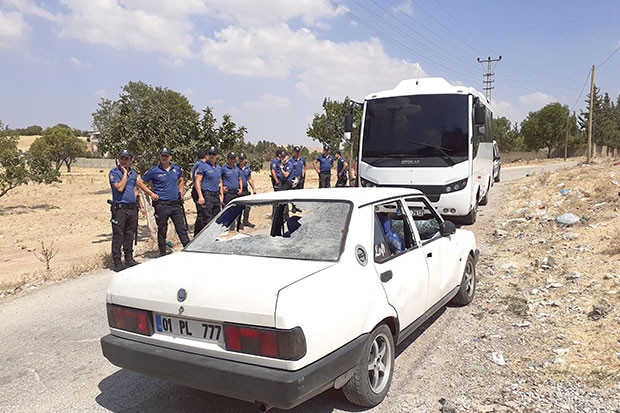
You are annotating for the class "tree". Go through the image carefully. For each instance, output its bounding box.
[492,117,520,151]
[0,120,59,198]
[92,81,201,174]
[521,103,580,157]
[92,82,248,178]
[307,97,361,154]
[30,124,85,172]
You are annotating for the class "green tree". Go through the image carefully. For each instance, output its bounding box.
[30,124,85,172]
[92,81,201,174]
[521,103,580,157]
[0,121,59,198]
[492,116,519,152]
[307,97,361,154]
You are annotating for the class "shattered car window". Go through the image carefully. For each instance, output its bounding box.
[185,201,351,261]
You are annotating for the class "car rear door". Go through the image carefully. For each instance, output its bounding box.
[372,199,430,330]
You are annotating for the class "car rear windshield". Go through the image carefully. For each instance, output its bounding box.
[185,200,351,261]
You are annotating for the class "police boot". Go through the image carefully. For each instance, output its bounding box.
[113,258,124,272]
[125,253,139,267]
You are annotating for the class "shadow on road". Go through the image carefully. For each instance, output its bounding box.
[96,368,370,413]
[395,307,446,358]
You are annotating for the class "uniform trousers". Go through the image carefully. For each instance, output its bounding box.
[111,205,137,259]
[153,201,190,253]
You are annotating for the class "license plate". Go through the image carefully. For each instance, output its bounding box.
[154,313,224,344]
[410,207,425,217]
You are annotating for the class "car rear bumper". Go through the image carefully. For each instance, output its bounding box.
[101,333,367,410]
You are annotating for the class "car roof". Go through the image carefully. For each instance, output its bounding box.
[237,187,425,207]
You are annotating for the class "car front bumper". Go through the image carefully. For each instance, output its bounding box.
[101,333,367,410]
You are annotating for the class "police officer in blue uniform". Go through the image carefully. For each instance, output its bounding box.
[222,152,243,206]
[313,144,334,188]
[195,146,223,228]
[270,149,291,191]
[289,146,307,189]
[334,150,349,187]
[108,149,146,272]
[237,153,257,228]
[191,149,208,236]
[141,148,190,256]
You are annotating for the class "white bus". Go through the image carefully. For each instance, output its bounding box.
[357,77,494,225]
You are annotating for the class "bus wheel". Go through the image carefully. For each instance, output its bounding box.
[461,203,477,225]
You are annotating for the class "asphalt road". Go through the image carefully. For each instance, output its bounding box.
[0,160,575,413]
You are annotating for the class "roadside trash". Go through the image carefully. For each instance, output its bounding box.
[587,304,611,321]
[555,213,580,226]
[165,241,173,247]
[560,189,570,195]
[438,398,458,413]
[491,352,506,366]
[562,232,579,240]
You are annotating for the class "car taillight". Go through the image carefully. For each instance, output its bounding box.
[224,324,306,360]
[106,303,153,336]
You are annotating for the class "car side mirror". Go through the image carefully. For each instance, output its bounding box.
[439,221,456,236]
[474,105,486,125]
[344,113,353,133]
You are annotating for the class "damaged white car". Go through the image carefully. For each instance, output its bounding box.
[101,187,478,411]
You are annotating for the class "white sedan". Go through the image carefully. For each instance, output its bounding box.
[101,187,478,411]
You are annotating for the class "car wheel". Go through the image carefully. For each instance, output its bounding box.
[451,254,476,306]
[495,168,501,183]
[343,324,394,407]
[479,181,490,206]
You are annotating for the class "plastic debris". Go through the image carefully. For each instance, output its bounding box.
[555,213,580,226]
[491,352,506,366]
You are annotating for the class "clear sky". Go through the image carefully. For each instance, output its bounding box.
[1,0,619,147]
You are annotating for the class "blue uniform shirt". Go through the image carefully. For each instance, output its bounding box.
[316,154,334,172]
[141,163,182,201]
[191,160,204,186]
[109,166,138,204]
[270,157,284,181]
[197,162,222,192]
[237,163,252,188]
[221,164,241,191]
[290,156,306,179]
[337,157,348,177]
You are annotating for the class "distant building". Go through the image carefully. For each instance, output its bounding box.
[87,131,100,152]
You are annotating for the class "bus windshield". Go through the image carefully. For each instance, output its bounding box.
[362,94,469,167]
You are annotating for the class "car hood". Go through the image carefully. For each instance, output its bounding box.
[107,251,335,327]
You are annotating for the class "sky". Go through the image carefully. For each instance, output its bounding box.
[1,0,620,147]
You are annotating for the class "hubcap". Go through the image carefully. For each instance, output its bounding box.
[367,332,392,393]
[464,261,474,296]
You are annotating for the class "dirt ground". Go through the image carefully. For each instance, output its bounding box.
[0,164,332,291]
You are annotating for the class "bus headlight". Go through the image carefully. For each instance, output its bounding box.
[445,178,467,193]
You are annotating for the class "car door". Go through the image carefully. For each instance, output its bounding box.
[405,196,456,306]
[372,199,430,330]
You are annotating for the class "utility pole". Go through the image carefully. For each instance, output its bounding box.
[477,56,502,103]
[587,64,595,163]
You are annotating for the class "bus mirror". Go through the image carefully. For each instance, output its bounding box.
[474,105,486,125]
[344,113,353,132]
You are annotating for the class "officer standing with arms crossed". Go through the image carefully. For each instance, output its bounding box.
[270,149,291,191]
[289,146,307,189]
[108,149,145,272]
[237,153,257,228]
[221,152,243,206]
[313,144,334,188]
[195,146,223,227]
[140,148,190,257]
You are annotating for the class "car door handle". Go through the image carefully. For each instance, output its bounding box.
[380,270,393,283]
[427,252,432,258]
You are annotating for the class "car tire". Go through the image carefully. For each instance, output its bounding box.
[479,181,490,206]
[494,167,501,183]
[451,254,476,306]
[343,324,394,407]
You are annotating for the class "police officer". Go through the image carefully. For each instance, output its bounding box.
[313,144,334,188]
[141,148,190,256]
[289,146,307,189]
[108,149,145,272]
[195,146,223,227]
[334,150,349,187]
[237,153,257,228]
[191,149,208,236]
[270,149,291,191]
[221,152,243,206]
